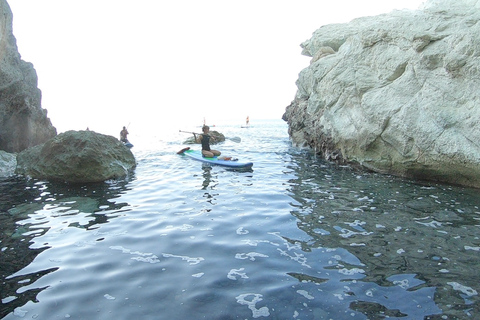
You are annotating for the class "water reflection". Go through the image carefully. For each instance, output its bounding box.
[0,176,134,318]
[200,164,215,190]
[286,151,480,319]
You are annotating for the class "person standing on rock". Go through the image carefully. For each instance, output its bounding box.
[120,126,129,142]
[194,125,221,157]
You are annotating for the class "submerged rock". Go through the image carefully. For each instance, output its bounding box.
[284,0,480,188]
[16,130,136,183]
[0,0,56,153]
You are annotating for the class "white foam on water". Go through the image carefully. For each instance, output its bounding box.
[334,226,373,238]
[393,279,410,289]
[236,227,249,235]
[236,293,270,318]
[416,220,442,228]
[162,253,204,265]
[192,273,204,278]
[338,268,365,275]
[465,246,480,251]
[241,239,276,247]
[345,220,366,227]
[110,246,160,264]
[447,282,478,296]
[235,252,269,261]
[296,290,314,300]
[227,268,248,280]
[277,248,311,268]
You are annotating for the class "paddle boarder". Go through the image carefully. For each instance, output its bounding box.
[194,125,221,157]
[120,126,129,142]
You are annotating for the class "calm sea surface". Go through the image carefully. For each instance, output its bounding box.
[1,119,479,319]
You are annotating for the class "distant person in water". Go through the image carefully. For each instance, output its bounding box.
[246,116,249,125]
[120,126,129,142]
[194,125,221,157]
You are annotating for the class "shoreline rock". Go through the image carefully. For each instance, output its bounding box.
[284,0,480,188]
[15,130,136,183]
[0,0,57,153]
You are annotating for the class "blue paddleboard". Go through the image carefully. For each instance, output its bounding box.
[180,149,253,168]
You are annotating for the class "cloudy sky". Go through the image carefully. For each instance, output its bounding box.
[8,0,425,136]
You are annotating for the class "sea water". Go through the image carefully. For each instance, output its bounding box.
[1,119,479,319]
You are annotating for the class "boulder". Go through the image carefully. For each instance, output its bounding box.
[0,150,16,177]
[15,130,136,183]
[0,0,57,153]
[284,0,480,188]
[183,131,226,144]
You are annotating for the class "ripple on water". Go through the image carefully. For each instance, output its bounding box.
[1,120,480,319]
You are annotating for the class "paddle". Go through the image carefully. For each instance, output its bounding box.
[179,130,241,143]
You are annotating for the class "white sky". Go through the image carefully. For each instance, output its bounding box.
[8,0,425,137]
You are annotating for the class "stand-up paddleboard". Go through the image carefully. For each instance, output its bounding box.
[178,148,253,169]
[123,141,134,148]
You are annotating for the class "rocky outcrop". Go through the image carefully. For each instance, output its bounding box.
[183,130,226,144]
[15,130,136,183]
[0,149,15,176]
[0,0,56,153]
[284,0,480,188]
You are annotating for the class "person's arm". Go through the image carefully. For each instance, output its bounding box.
[194,133,201,143]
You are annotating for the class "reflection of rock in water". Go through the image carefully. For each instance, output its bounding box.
[350,301,407,318]
[0,176,133,318]
[285,152,480,318]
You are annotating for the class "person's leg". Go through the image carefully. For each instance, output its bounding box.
[211,150,221,156]
[202,150,214,157]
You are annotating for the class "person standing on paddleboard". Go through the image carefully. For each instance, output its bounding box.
[120,126,129,143]
[194,125,221,157]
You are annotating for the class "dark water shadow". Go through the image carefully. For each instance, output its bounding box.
[284,150,480,319]
[0,174,135,318]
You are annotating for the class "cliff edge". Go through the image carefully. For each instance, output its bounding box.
[284,0,480,188]
[0,0,56,153]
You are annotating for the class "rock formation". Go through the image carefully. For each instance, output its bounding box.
[15,130,136,183]
[183,130,226,144]
[284,0,480,188]
[0,149,16,176]
[0,0,56,153]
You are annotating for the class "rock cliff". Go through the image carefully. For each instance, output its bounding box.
[284,0,480,188]
[0,0,56,153]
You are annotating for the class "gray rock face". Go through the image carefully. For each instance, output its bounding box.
[0,0,56,153]
[0,150,16,177]
[284,0,480,188]
[16,130,136,183]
